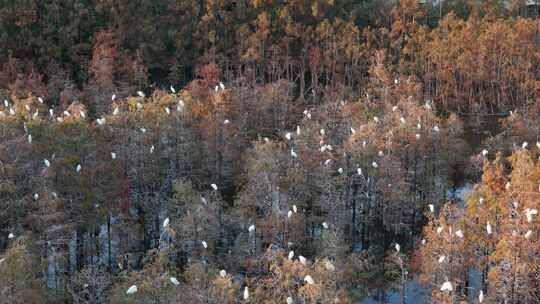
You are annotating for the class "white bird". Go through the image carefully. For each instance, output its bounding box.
[324,260,336,271]
[373,116,379,123]
[33,193,39,200]
[111,94,116,101]
[201,240,208,248]
[392,106,398,112]
[296,125,301,135]
[137,91,145,98]
[525,208,538,223]
[286,297,294,304]
[140,127,147,133]
[299,255,307,265]
[417,123,422,130]
[165,107,170,115]
[428,204,435,213]
[113,107,119,115]
[38,97,44,104]
[33,110,38,119]
[219,269,227,278]
[56,117,64,123]
[395,243,400,253]
[372,161,378,168]
[80,111,86,118]
[437,226,444,234]
[291,148,297,158]
[350,127,356,134]
[76,164,82,173]
[293,205,298,213]
[285,132,292,140]
[481,149,488,157]
[438,255,446,263]
[378,150,384,157]
[28,134,32,143]
[479,197,485,204]
[322,222,329,229]
[440,281,453,292]
[287,210,293,218]
[9,108,15,115]
[288,251,294,260]
[163,218,170,228]
[126,285,138,294]
[3,99,8,107]
[0,258,5,264]
[525,230,533,239]
[433,125,440,132]
[338,167,343,174]
[24,104,30,111]
[522,142,528,149]
[170,277,180,286]
[400,117,406,124]
[248,225,255,232]
[44,159,51,167]
[214,85,219,92]
[210,183,218,191]
[357,168,362,175]
[415,133,421,140]
[150,145,155,154]
[320,129,325,136]
[304,275,315,285]
[455,230,464,238]
[111,152,116,159]
[324,159,332,166]
[243,286,249,300]
[421,239,426,245]
[479,290,484,303]
[8,233,14,239]
[63,110,71,117]
[219,82,225,90]
[49,108,54,117]
[486,222,492,235]
[97,117,106,125]
[224,119,230,125]
[170,85,176,93]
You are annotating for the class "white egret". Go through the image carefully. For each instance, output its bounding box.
[455,230,464,238]
[219,270,227,278]
[140,127,147,133]
[417,123,421,130]
[113,107,119,115]
[440,281,453,292]
[433,125,440,132]
[522,142,528,149]
[288,251,294,260]
[373,116,379,123]
[165,107,170,115]
[400,117,406,124]
[163,218,170,228]
[481,149,488,157]
[80,111,86,118]
[372,161,378,168]
[8,233,14,239]
[428,204,435,213]
[3,99,8,107]
[170,277,180,286]
[287,296,294,304]
[293,205,298,213]
[378,150,384,157]
[350,127,356,134]
[287,210,293,218]
[126,285,138,294]
[63,110,71,116]
[201,240,208,248]
[479,290,484,303]
[285,132,292,140]
[243,286,249,300]
[76,164,82,173]
[357,168,362,175]
[214,85,219,92]
[248,225,255,232]
[24,104,30,111]
[38,97,44,103]
[211,183,218,191]
[291,148,297,158]
[395,243,400,253]
[137,91,145,98]
[224,119,230,124]
[33,193,39,200]
[219,82,225,90]
[486,222,492,235]
[150,145,155,154]
[170,85,176,93]
[111,94,116,101]
[97,117,106,125]
[296,125,301,135]
[28,134,32,143]
[304,275,315,285]
[56,117,64,123]
[338,168,343,174]
[479,197,484,204]
[49,109,54,117]
[44,159,51,167]
[9,108,15,115]
[421,239,426,245]
[299,255,307,265]
[322,222,329,229]
[438,255,446,263]
[415,134,420,140]
[111,152,116,159]
[320,129,325,136]
[505,182,511,190]
[33,110,39,119]
[392,106,398,112]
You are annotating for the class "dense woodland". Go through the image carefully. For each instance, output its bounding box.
[2,0,540,303]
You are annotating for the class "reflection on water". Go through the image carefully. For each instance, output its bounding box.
[357,184,474,304]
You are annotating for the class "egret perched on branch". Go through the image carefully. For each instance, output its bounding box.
[111,152,116,160]
[170,277,179,286]
[287,297,294,304]
[211,183,218,191]
[285,132,292,140]
[44,159,51,167]
[33,109,38,119]
[224,119,230,125]
[201,240,208,248]
[288,251,294,260]
[438,255,446,263]
[338,168,343,175]
[291,148,297,158]
[455,230,464,238]
[417,123,421,130]
[287,210,293,218]
[170,85,176,93]
[320,129,325,136]
[3,99,8,107]
[165,107,170,115]
[479,290,484,303]
[126,285,138,294]
[296,125,301,135]
[49,108,54,117]
[304,275,315,285]
[373,116,379,123]
[219,270,227,278]
[486,222,492,235]
[248,225,255,232]
[24,104,30,111]
[243,287,249,300]
[299,255,307,265]
[9,108,15,115]
[113,107,119,116]
[63,110,71,117]
[219,82,225,90]
[150,145,155,154]
[293,205,298,213]
[415,134,420,140]
[428,204,434,213]
[137,91,145,98]
[440,281,453,292]
[163,218,170,228]
[322,222,329,229]
[481,149,488,157]
[111,94,116,101]
[392,106,398,112]
[33,193,39,201]
[140,127,147,133]
[522,142,528,149]
[97,117,106,125]
[8,233,14,239]
[28,134,32,143]
[357,168,362,176]
[38,97,44,104]
[400,117,406,124]
[372,161,378,168]
[80,111,86,118]
[76,164,82,173]
[395,243,400,253]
